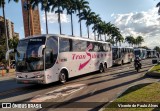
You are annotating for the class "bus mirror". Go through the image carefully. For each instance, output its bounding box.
[6,49,14,60]
[38,45,45,57]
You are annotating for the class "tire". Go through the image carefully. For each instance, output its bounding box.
[104,63,107,72]
[59,71,67,84]
[99,64,104,73]
[135,64,140,72]
[121,60,124,66]
[136,68,139,72]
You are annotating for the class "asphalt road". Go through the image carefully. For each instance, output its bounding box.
[0,59,159,111]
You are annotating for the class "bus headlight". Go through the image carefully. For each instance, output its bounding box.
[36,75,44,78]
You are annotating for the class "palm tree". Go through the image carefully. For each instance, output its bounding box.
[156,2,160,15]
[106,38,114,45]
[92,14,101,40]
[76,0,89,37]
[79,8,95,38]
[117,35,124,46]
[136,36,144,47]
[125,35,135,47]
[49,0,68,34]
[65,0,77,36]
[109,25,120,45]
[30,0,50,34]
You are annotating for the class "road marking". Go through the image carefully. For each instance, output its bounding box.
[30,84,86,102]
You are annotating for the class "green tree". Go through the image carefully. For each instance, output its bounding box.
[0,0,19,66]
[76,0,89,37]
[125,36,135,47]
[136,36,144,47]
[9,36,19,49]
[0,35,6,64]
[79,8,96,38]
[156,2,160,15]
[106,38,114,45]
[92,14,101,40]
[65,0,77,36]
[154,46,160,53]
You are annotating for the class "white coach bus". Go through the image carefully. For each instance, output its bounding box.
[6,34,112,84]
[112,46,134,65]
[134,48,147,59]
[147,50,157,58]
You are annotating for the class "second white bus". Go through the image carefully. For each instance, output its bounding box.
[112,46,134,65]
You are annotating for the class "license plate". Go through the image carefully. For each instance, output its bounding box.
[23,81,29,83]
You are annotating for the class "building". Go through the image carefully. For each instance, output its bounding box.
[14,32,20,39]
[0,16,18,39]
[21,0,41,37]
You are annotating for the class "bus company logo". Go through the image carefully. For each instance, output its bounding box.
[79,44,93,70]
[71,43,108,70]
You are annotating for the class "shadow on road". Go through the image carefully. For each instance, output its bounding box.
[37,75,146,111]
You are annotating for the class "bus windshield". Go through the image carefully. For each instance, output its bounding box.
[16,37,46,72]
[134,50,140,57]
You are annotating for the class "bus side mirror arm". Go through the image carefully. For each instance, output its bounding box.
[38,45,45,57]
[6,49,15,60]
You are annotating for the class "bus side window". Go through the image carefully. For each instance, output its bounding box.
[73,40,86,52]
[94,43,99,52]
[99,44,105,52]
[59,38,70,52]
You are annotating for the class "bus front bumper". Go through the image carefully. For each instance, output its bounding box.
[16,77,45,84]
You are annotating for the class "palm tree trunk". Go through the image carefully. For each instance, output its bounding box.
[58,6,62,34]
[94,31,96,40]
[87,26,89,38]
[98,34,99,40]
[45,10,48,34]
[70,13,74,36]
[119,42,121,46]
[2,1,10,68]
[78,10,82,37]
[105,34,107,41]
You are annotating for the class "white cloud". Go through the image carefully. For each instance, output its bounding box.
[41,12,70,24]
[112,7,160,49]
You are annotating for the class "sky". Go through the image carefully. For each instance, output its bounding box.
[0,0,160,49]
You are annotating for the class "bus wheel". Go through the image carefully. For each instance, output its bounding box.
[59,71,67,84]
[99,64,104,73]
[104,63,107,72]
[121,60,124,65]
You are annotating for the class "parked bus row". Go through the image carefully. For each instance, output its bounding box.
[5,34,155,84]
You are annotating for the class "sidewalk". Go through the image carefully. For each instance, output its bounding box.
[0,69,16,81]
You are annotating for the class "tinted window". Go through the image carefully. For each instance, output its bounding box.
[45,37,58,69]
[99,43,105,52]
[59,38,70,52]
[73,40,87,52]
